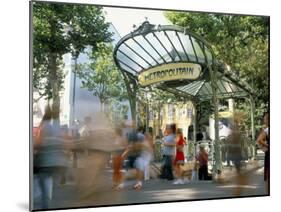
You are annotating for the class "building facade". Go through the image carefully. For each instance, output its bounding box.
[33,24,132,128]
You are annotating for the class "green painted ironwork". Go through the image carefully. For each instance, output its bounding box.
[113,21,255,180]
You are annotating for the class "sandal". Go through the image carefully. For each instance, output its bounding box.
[133,181,142,190]
[115,183,124,191]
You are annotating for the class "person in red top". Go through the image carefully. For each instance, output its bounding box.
[195,144,209,180]
[173,130,186,184]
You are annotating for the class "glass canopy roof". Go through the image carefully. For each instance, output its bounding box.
[113,21,253,101]
[174,72,252,101]
[114,22,213,75]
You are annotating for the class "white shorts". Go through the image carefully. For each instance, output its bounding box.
[135,152,152,171]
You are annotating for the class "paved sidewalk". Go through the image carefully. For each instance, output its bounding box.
[33,160,268,210]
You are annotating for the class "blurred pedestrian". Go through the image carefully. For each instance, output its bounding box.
[132,127,146,189]
[76,116,93,168]
[59,124,72,185]
[124,125,141,171]
[33,105,53,208]
[34,105,51,145]
[121,125,146,189]
[160,124,176,181]
[76,113,115,198]
[228,118,243,172]
[131,131,154,188]
[61,124,72,141]
[257,112,269,191]
[195,144,209,180]
[173,130,186,184]
[227,113,248,195]
[34,105,69,209]
[142,132,154,180]
[112,127,127,190]
[79,116,93,137]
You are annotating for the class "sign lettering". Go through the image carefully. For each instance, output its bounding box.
[138,63,201,86]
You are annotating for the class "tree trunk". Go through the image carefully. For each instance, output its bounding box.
[121,73,137,124]
[49,18,61,123]
[50,53,60,122]
[99,100,104,112]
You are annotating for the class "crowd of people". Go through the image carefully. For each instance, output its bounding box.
[33,105,270,208]
[113,123,212,188]
[33,107,211,208]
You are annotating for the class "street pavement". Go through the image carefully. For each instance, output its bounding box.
[33,159,268,210]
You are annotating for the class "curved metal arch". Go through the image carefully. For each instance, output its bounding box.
[113,21,254,100]
[113,21,216,77]
[113,21,256,179]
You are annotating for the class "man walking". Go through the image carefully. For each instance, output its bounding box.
[160,124,176,181]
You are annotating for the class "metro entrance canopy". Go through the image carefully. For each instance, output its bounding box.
[113,21,255,177]
[113,21,253,101]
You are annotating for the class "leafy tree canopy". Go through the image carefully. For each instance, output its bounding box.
[164,12,269,107]
[76,42,127,110]
[33,2,112,101]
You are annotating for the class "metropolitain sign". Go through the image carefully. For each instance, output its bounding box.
[138,62,202,86]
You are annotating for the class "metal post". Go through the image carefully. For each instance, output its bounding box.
[209,64,222,179]
[196,39,222,179]
[193,101,197,159]
[249,95,256,159]
[146,100,149,133]
[135,99,139,128]
[198,42,222,179]
[72,57,77,126]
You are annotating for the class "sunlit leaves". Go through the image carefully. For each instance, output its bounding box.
[165,11,269,104]
[33,2,112,102]
[75,43,127,108]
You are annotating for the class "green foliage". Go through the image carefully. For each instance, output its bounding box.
[33,2,112,102]
[147,89,176,110]
[76,43,127,110]
[165,11,269,130]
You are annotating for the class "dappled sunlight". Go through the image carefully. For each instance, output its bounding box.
[32,1,269,211]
